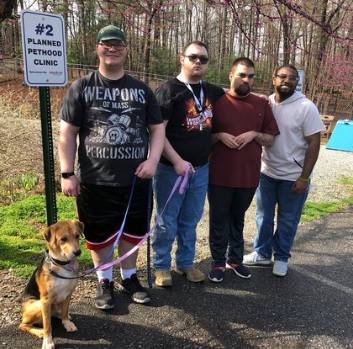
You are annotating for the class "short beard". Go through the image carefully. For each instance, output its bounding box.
[234,85,250,97]
[275,85,295,99]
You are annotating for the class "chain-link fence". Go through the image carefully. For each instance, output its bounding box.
[1,59,352,120]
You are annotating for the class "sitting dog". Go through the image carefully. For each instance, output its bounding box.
[19,220,84,349]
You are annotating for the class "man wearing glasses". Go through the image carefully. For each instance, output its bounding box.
[243,64,325,277]
[152,41,225,287]
[59,25,165,309]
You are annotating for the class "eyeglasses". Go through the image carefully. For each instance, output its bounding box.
[276,74,299,82]
[99,42,126,51]
[185,55,209,64]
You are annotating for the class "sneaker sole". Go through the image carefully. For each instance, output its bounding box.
[273,270,287,277]
[132,296,151,304]
[243,260,272,266]
[208,275,223,283]
[226,265,252,279]
[95,303,114,310]
[122,289,151,304]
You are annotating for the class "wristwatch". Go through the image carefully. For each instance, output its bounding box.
[61,172,75,179]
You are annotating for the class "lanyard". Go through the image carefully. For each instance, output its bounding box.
[178,73,204,113]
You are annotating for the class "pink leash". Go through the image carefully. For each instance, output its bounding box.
[93,165,191,271]
[51,165,191,278]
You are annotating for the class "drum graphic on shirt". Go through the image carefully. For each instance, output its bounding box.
[89,108,144,145]
[105,126,126,145]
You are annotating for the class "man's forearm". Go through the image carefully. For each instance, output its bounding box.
[162,138,183,166]
[58,121,80,172]
[148,123,165,163]
[301,133,321,179]
[254,132,275,147]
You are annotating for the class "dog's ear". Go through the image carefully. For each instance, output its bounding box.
[42,225,56,245]
[76,221,85,237]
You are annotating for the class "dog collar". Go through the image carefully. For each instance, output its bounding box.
[46,250,76,270]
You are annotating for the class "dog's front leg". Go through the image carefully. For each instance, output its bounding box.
[61,294,78,332]
[41,299,55,349]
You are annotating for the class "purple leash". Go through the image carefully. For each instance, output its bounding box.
[50,166,191,279]
[90,166,191,271]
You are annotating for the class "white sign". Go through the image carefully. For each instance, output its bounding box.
[296,69,304,93]
[21,10,67,86]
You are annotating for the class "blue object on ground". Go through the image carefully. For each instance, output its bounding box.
[326,119,353,152]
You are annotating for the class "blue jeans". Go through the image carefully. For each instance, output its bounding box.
[254,173,309,262]
[152,163,209,270]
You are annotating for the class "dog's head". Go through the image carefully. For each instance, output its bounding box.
[42,220,84,262]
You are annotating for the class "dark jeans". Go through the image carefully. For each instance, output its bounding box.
[208,185,256,267]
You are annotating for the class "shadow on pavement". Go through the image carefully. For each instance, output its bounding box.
[1,206,352,349]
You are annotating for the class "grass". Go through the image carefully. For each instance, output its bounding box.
[0,175,352,278]
[301,196,353,222]
[336,176,353,185]
[301,175,353,222]
[0,193,93,278]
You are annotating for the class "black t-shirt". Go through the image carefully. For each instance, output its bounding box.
[59,71,163,187]
[155,78,224,167]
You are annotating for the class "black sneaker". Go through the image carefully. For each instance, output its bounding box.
[226,262,252,279]
[121,274,151,304]
[208,267,225,283]
[95,278,115,310]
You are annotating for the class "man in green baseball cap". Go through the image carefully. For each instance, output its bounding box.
[97,25,126,43]
[59,24,165,310]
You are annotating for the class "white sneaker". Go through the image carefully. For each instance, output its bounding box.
[273,260,288,277]
[243,251,271,266]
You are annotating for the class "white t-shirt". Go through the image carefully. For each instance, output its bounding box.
[261,91,325,181]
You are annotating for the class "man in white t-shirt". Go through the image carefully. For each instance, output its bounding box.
[243,64,325,277]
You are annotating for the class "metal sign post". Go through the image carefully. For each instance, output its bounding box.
[21,10,67,226]
[39,86,57,225]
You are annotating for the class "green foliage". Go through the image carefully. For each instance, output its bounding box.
[204,66,229,86]
[149,47,179,76]
[0,234,45,277]
[301,195,353,222]
[57,194,79,220]
[16,172,39,193]
[336,176,353,185]
[301,201,340,222]
[340,196,353,205]
[0,194,92,278]
[300,176,353,222]
[0,195,47,224]
[0,172,40,206]
[67,46,81,64]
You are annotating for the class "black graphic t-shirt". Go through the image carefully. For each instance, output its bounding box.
[59,71,163,187]
[155,78,224,167]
